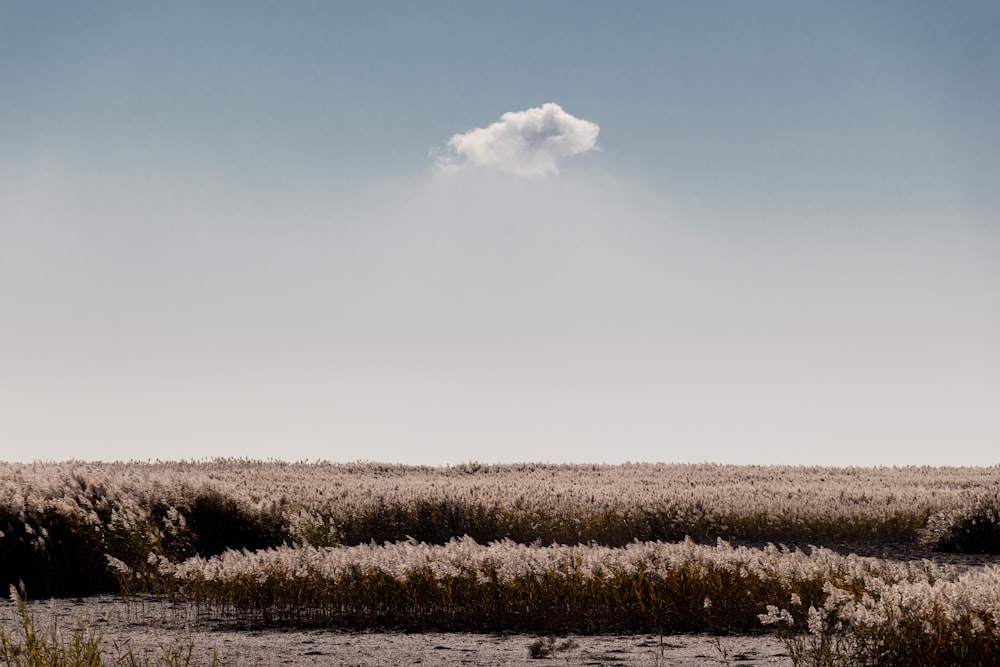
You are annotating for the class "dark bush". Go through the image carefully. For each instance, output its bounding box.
[921,490,1000,553]
[0,509,117,597]
[185,491,287,557]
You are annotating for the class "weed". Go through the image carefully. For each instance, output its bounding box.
[0,583,239,667]
[527,636,578,659]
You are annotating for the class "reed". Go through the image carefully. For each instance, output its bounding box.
[5,461,997,595]
[156,538,1000,663]
[4,461,1000,665]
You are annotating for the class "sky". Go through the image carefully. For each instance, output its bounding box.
[1,1,998,466]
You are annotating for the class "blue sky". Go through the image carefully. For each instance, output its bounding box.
[2,2,998,465]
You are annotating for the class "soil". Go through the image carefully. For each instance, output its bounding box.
[10,596,791,666]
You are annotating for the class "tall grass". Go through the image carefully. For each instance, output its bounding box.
[3,461,1000,665]
[4,461,997,596]
[154,538,1000,663]
[761,566,1000,666]
[11,546,999,667]
[921,489,1000,554]
[148,537,824,632]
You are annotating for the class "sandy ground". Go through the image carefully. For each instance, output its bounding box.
[8,596,792,666]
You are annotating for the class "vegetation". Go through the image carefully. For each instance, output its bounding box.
[527,636,578,659]
[3,460,1000,665]
[148,536,1000,666]
[0,583,212,667]
[4,460,998,597]
[921,489,1000,554]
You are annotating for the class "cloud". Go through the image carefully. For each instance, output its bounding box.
[441,103,599,177]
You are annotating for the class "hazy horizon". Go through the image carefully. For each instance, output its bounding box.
[2,2,998,466]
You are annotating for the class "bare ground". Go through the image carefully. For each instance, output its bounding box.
[10,596,791,666]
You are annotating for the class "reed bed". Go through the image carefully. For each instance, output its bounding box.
[151,537,875,632]
[3,461,1000,665]
[155,537,1000,665]
[2,461,1000,596]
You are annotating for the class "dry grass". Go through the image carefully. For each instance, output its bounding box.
[3,461,1000,665]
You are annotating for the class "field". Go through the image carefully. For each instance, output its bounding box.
[2,461,1000,665]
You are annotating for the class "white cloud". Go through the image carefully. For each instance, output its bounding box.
[441,103,599,176]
